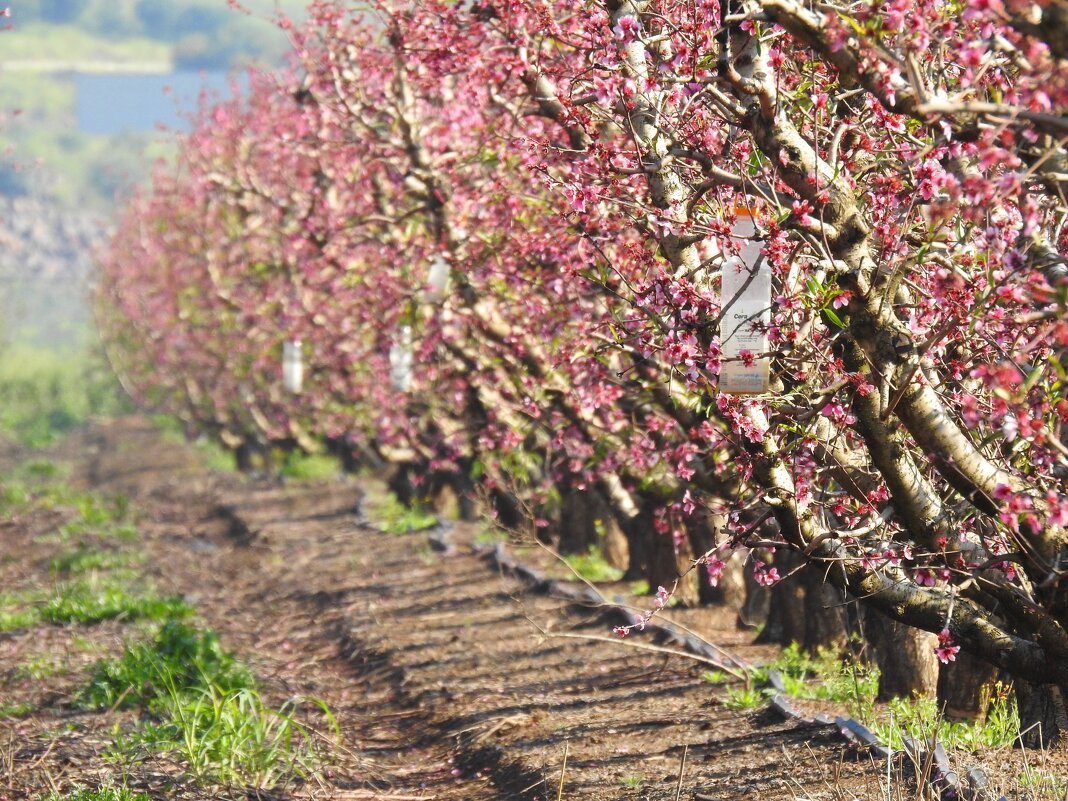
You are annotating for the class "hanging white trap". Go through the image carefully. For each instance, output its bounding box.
[282,339,303,394]
[718,207,771,394]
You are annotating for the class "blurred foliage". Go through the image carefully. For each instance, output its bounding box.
[0,1,303,208]
[5,0,306,69]
[0,22,170,64]
[0,344,132,447]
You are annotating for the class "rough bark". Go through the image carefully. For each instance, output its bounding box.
[757,550,808,646]
[937,652,1000,722]
[1015,681,1068,749]
[863,608,939,701]
[646,527,700,607]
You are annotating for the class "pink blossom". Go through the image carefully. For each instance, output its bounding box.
[935,628,960,664]
[654,585,670,609]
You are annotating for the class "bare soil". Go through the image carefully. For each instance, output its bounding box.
[2,418,1065,800]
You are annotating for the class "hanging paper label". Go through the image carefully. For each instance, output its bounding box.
[719,213,770,394]
[282,339,303,394]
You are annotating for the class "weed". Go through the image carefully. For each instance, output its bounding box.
[1017,766,1068,797]
[51,546,138,575]
[17,459,67,479]
[738,643,1023,754]
[196,437,238,473]
[628,579,650,596]
[869,684,1020,751]
[562,547,623,583]
[701,670,728,686]
[474,526,507,545]
[278,451,340,482]
[115,686,328,789]
[40,578,191,626]
[42,786,149,801]
[723,687,765,710]
[0,702,35,718]
[620,775,643,788]
[15,653,67,680]
[366,492,438,534]
[89,622,329,789]
[81,621,254,710]
[0,481,31,511]
[0,605,40,631]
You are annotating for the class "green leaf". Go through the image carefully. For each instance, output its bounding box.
[823,308,846,329]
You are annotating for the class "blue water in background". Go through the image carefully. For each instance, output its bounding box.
[75,71,246,134]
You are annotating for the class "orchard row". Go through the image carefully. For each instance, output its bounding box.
[97,0,1068,739]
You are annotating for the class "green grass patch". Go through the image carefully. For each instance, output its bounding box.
[90,622,331,789]
[278,451,340,482]
[365,492,438,534]
[562,547,623,583]
[870,684,1020,751]
[195,437,238,473]
[81,621,254,710]
[0,345,131,447]
[0,588,45,631]
[14,653,68,680]
[0,701,35,718]
[51,546,139,575]
[473,526,507,545]
[723,686,766,710]
[114,686,328,788]
[40,578,191,626]
[730,643,1023,752]
[42,786,150,801]
[15,459,69,480]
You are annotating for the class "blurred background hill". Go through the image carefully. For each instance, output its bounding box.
[0,1,303,442]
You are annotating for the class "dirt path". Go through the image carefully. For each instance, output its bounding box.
[3,419,889,799]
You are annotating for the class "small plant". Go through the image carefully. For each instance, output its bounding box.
[474,526,507,545]
[42,785,149,801]
[81,621,254,710]
[0,605,40,632]
[869,684,1020,751]
[279,451,340,482]
[40,578,191,626]
[562,547,623,583]
[628,579,650,596]
[0,701,35,718]
[723,686,766,710]
[17,459,67,479]
[366,492,438,534]
[15,653,67,680]
[116,686,330,789]
[620,775,644,788]
[701,670,729,686]
[51,546,138,575]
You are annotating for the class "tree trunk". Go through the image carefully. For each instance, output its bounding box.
[617,505,652,582]
[558,488,594,554]
[757,550,807,645]
[735,555,769,629]
[685,513,727,606]
[1015,681,1068,749]
[557,488,629,568]
[646,527,699,606]
[863,609,939,701]
[937,652,1000,722]
[234,441,255,473]
[802,563,849,653]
